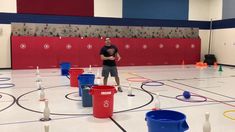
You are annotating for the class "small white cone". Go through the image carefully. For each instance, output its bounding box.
[38,82,43,90]
[128,82,135,96]
[96,68,100,77]
[88,65,92,73]
[36,74,42,83]
[203,112,211,132]
[44,125,49,132]
[96,78,101,85]
[36,66,42,83]
[153,93,160,110]
[39,88,46,101]
[36,80,42,90]
[36,66,40,75]
[96,69,101,85]
[40,100,50,121]
[128,82,132,94]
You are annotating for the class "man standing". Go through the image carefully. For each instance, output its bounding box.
[100,38,123,92]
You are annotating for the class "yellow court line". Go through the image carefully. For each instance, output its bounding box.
[223,110,235,120]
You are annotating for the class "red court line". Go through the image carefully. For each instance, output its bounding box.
[128,72,235,108]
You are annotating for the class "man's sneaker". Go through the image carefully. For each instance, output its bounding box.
[118,87,123,92]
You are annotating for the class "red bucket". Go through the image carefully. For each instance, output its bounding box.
[89,85,117,118]
[69,68,84,87]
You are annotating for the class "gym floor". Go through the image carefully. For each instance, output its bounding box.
[0,65,235,132]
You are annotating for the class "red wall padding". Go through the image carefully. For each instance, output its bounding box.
[17,0,94,17]
[11,36,201,69]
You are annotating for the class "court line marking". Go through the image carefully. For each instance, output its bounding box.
[169,80,235,100]
[16,84,154,116]
[0,116,88,126]
[0,92,16,112]
[128,102,226,113]
[165,83,235,108]
[0,99,29,103]
[1,70,234,126]
[223,110,235,120]
[109,117,127,132]
[127,72,235,108]
[0,102,225,126]
[196,86,221,89]
[128,72,235,82]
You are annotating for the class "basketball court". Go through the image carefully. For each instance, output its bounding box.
[0,65,235,132]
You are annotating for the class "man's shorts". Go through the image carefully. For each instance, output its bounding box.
[102,65,118,78]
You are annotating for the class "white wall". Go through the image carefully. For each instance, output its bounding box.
[94,0,122,18]
[211,29,235,65]
[189,0,224,62]
[209,0,235,65]
[189,0,210,61]
[209,0,222,20]
[188,0,210,21]
[0,0,17,13]
[0,24,12,68]
[0,0,16,68]
[199,30,210,61]
[188,0,222,21]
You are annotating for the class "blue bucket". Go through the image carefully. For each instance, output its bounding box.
[146,110,189,132]
[60,62,71,76]
[78,74,95,96]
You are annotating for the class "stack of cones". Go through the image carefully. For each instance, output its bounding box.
[195,62,208,68]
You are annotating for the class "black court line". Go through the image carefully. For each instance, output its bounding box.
[169,80,235,100]
[0,92,16,112]
[66,75,70,79]
[109,117,127,132]
[0,101,225,126]
[0,77,11,81]
[128,72,235,108]
[0,115,88,126]
[158,75,235,83]
[197,86,221,89]
[65,92,82,101]
[0,99,29,103]
[128,102,225,113]
[171,75,235,81]
[165,83,235,108]
[17,84,153,116]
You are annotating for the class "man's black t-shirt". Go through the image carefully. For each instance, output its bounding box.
[100,45,118,66]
